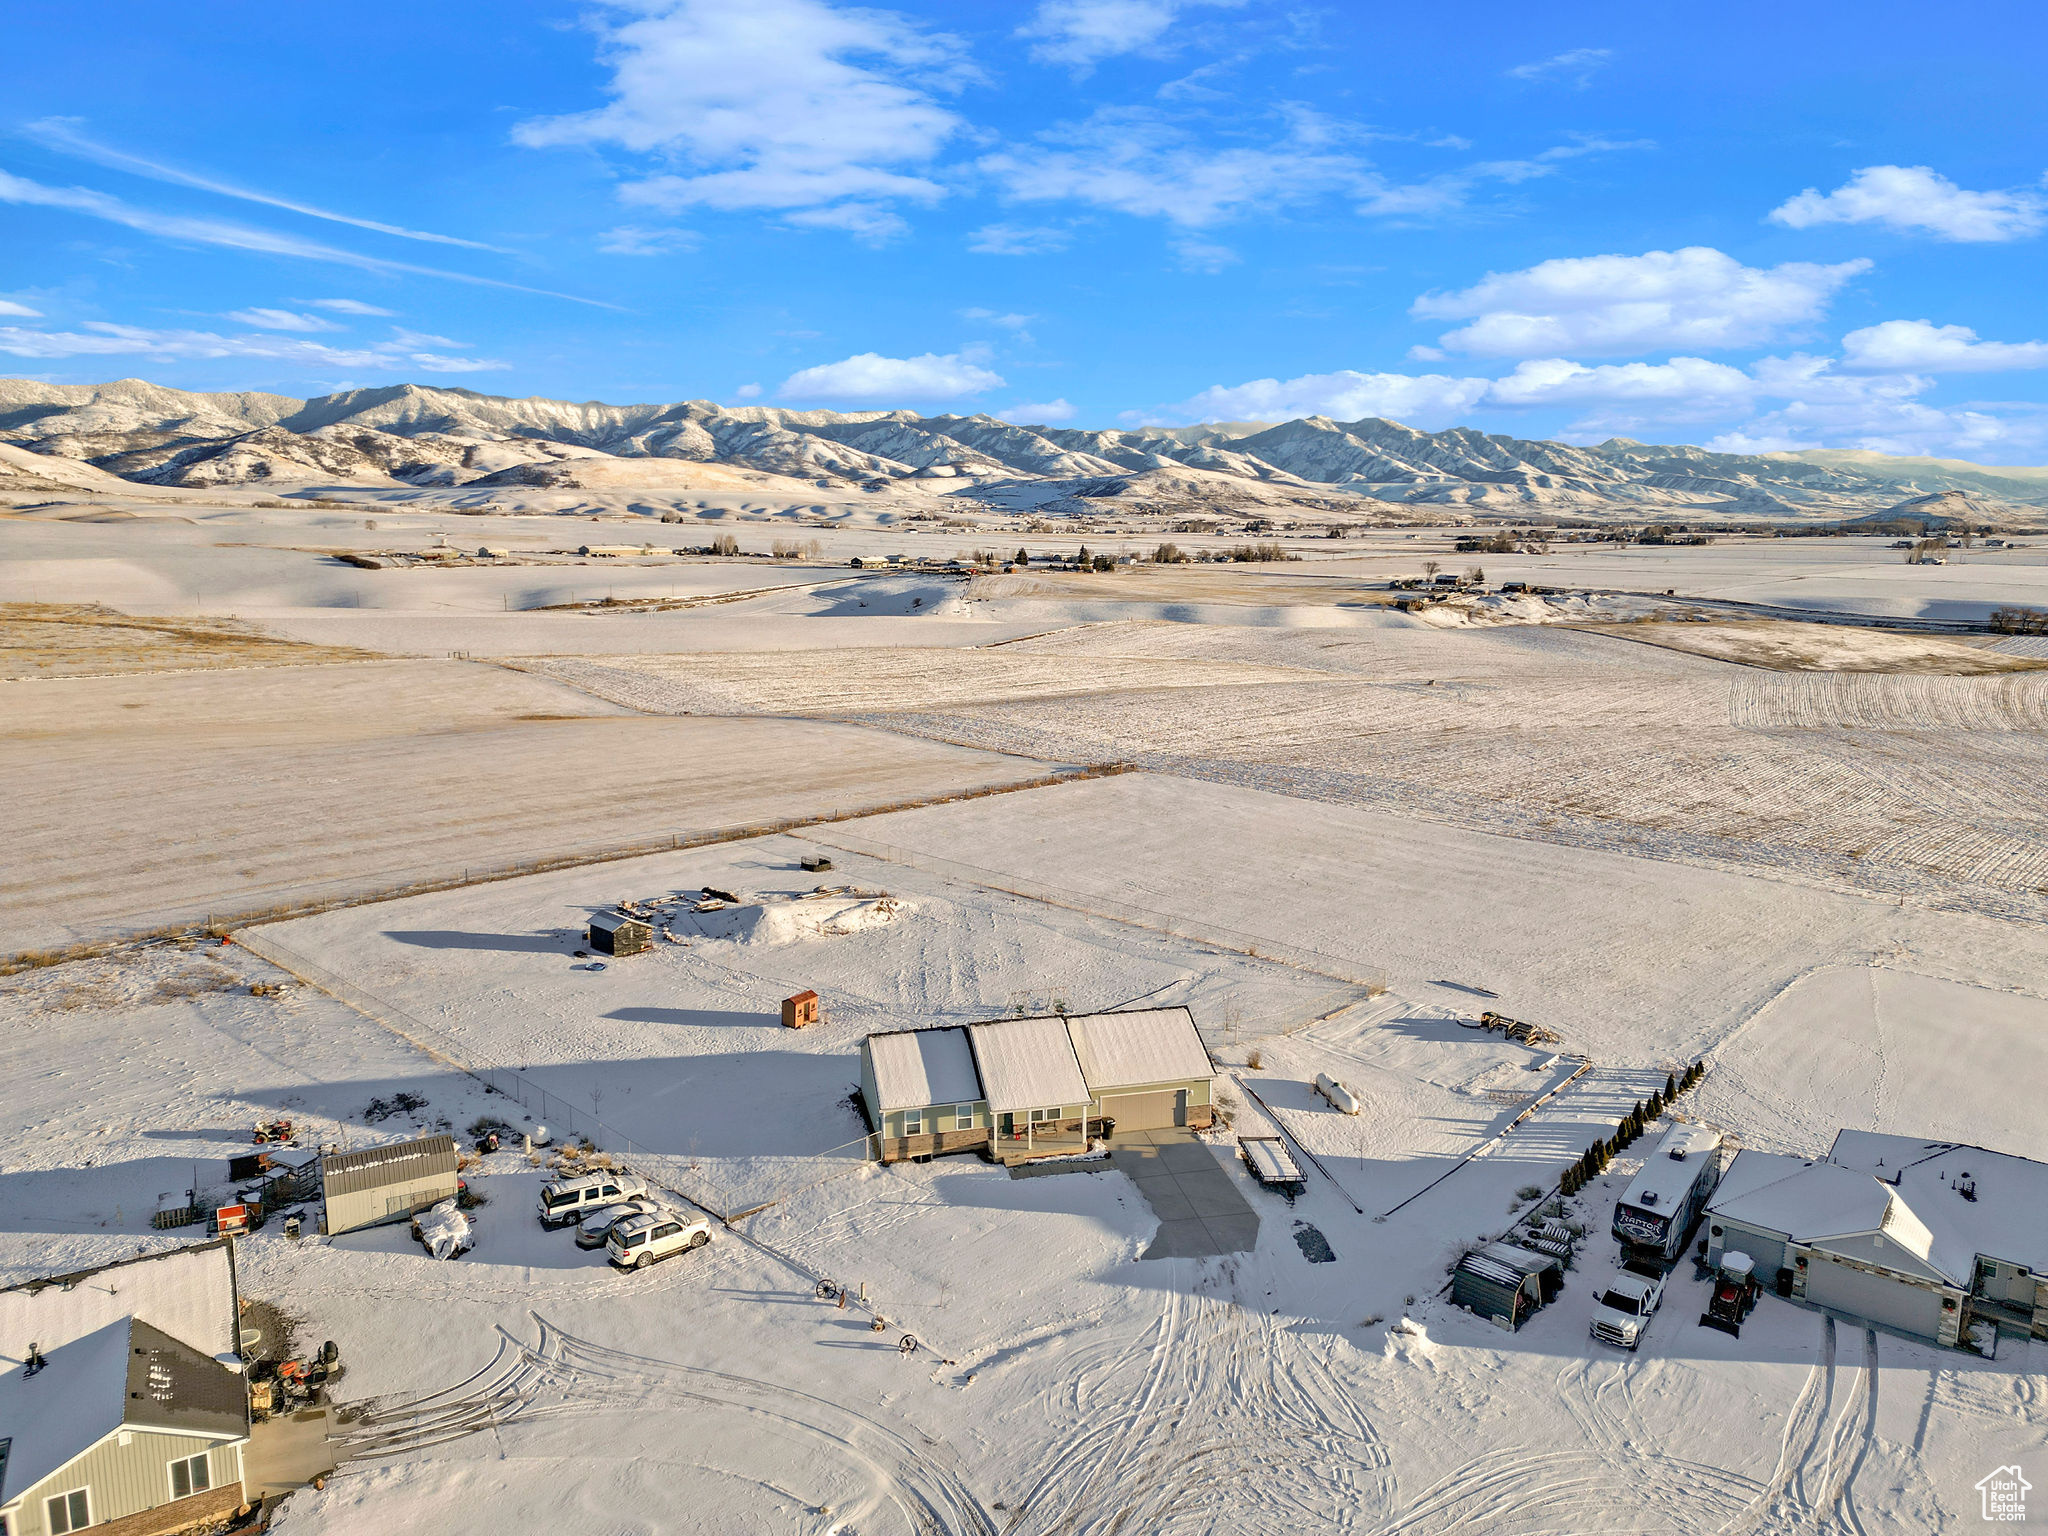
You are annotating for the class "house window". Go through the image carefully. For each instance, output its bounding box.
[46,1489,91,1534]
[953,1105,976,1129]
[170,1451,213,1499]
[902,1110,923,1136]
[1030,1107,1060,1123]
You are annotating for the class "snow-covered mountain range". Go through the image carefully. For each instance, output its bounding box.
[5,377,2047,519]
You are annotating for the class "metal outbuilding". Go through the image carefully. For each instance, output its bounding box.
[321,1134,460,1237]
[1451,1242,1564,1331]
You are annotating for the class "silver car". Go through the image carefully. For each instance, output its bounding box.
[574,1198,661,1249]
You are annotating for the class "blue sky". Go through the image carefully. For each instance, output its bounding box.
[5,0,2048,459]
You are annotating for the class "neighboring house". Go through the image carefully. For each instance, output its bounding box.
[859,1008,1219,1163]
[1705,1131,2048,1349]
[321,1134,460,1237]
[0,1241,249,1536]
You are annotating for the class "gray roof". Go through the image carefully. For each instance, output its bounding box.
[322,1134,459,1198]
[865,1028,981,1112]
[1064,1008,1212,1092]
[0,1317,245,1507]
[590,911,649,934]
[968,1016,1090,1113]
[123,1318,247,1439]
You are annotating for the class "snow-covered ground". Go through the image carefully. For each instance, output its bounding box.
[6,506,2047,1533]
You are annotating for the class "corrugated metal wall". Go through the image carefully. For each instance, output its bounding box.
[324,1170,459,1237]
[11,1430,242,1534]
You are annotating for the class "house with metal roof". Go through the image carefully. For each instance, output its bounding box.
[859,1027,990,1162]
[1705,1131,2048,1349]
[1064,1007,1216,1134]
[321,1134,460,1237]
[0,1243,250,1536]
[858,1008,1219,1164]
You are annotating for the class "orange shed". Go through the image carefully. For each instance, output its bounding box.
[782,990,821,1029]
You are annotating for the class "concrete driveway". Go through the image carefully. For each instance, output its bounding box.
[1108,1128,1260,1258]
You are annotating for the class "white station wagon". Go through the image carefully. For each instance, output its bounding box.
[607,1210,713,1269]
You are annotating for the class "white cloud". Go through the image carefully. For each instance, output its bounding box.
[516,0,971,241]
[1484,355,1757,411]
[1504,48,1612,86]
[304,298,396,316]
[968,222,1072,255]
[0,319,507,372]
[733,382,764,399]
[0,168,616,307]
[24,117,511,253]
[0,299,43,318]
[1769,164,2047,243]
[961,308,1036,329]
[779,349,1005,401]
[1172,236,1239,271]
[597,225,701,256]
[1412,246,1869,357]
[1008,397,1078,423]
[1017,0,1245,71]
[223,307,342,332]
[981,108,1373,228]
[1840,318,2048,373]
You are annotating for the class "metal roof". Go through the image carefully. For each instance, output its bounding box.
[321,1134,459,1198]
[865,1028,982,1112]
[590,911,649,934]
[1064,1007,1212,1091]
[968,1016,1090,1113]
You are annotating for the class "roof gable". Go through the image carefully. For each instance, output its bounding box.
[968,1016,1090,1113]
[865,1028,981,1111]
[1064,1008,1212,1091]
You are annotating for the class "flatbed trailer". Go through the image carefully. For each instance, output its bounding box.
[1240,1135,1307,1196]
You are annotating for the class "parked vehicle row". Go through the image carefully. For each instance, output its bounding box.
[536,1168,713,1270]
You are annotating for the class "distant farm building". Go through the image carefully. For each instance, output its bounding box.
[587,911,652,956]
[321,1134,460,1237]
[782,990,821,1029]
[858,1008,1217,1163]
[1706,1130,2048,1350]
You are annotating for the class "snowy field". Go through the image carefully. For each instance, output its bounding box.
[4,500,2048,1533]
[2,658,1057,951]
[4,820,2042,1535]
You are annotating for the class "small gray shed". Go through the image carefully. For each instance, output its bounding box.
[1451,1242,1563,1331]
[588,911,652,956]
[321,1134,460,1237]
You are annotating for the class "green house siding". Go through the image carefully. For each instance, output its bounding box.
[9,1431,243,1536]
[884,1103,988,1138]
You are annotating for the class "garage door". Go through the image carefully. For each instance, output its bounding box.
[1804,1254,1945,1340]
[1102,1089,1186,1131]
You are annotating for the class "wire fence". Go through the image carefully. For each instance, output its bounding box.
[807,830,1390,996]
[231,927,655,1160]
[15,763,1125,967]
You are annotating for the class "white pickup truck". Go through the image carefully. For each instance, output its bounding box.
[1590,1269,1666,1350]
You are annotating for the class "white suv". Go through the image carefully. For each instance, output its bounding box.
[1590,1270,1666,1350]
[537,1171,647,1229]
[607,1210,713,1269]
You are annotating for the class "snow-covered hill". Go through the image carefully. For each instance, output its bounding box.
[4,377,2046,519]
